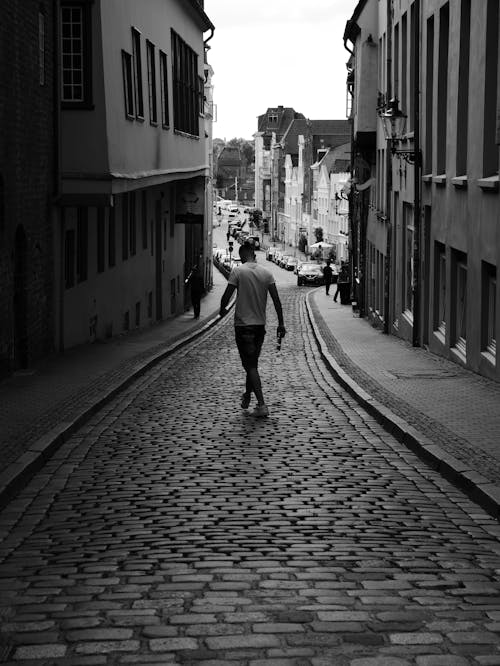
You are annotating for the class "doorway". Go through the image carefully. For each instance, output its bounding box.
[155,200,162,320]
[13,225,28,369]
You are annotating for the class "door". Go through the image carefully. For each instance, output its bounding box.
[13,225,28,369]
[155,200,162,320]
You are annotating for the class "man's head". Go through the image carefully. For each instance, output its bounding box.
[239,242,256,263]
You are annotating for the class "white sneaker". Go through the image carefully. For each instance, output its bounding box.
[252,404,269,418]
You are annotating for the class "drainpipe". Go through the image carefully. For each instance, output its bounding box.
[412,0,421,347]
[383,0,393,334]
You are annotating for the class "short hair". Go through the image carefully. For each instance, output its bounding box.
[239,241,255,260]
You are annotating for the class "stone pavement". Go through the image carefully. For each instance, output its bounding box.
[307,291,500,520]
[1,284,500,665]
[0,269,231,509]
[0,259,499,522]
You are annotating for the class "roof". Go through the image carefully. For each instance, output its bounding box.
[256,107,306,137]
[186,0,215,31]
[343,0,369,43]
[217,146,242,167]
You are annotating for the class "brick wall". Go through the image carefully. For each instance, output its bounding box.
[0,0,56,375]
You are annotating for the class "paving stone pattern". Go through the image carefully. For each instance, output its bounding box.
[1,288,500,665]
[309,298,500,486]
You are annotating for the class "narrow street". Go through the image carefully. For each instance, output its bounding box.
[1,256,500,665]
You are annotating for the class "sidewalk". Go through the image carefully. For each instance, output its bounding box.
[1,269,499,521]
[308,289,500,520]
[0,270,230,509]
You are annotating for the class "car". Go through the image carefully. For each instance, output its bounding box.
[296,262,324,286]
[228,206,239,214]
[266,246,277,261]
[284,256,299,271]
[279,254,294,268]
[273,251,283,265]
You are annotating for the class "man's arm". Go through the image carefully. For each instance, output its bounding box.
[219,283,236,317]
[268,283,286,336]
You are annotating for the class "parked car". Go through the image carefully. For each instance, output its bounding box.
[273,251,283,265]
[279,254,294,268]
[296,262,324,286]
[266,246,277,261]
[284,256,299,271]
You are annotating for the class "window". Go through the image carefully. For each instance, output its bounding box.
[403,203,414,314]
[60,2,92,106]
[434,242,446,334]
[483,0,499,176]
[65,229,75,289]
[76,207,88,282]
[437,3,449,175]
[129,191,136,256]
[159,50,170,128]
[482,262,496,359]
[401,12,407,116]
[171,29,199,135]
[198,75,205,116]
[132,27,144,119]
[108,206,116,267]
[39,11,45,86]
[141,191,148,249]
[122,194,129,261]
[425,15,434,174]
[122,50,134,118]
[268,114,278,124]
[97,207,105,273]
[146,40,158,125]
[456,0,470,176]
[452,250,467,355]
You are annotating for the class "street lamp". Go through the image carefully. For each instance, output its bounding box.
[379,97,421,166]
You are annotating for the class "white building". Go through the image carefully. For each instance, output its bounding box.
[55,0,214,349]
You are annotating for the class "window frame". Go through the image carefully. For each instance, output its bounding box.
[146,40,158,125]
[60,0,93,109]
[159,50,170,128]
[122,50,135,119]
[132,27,144,120]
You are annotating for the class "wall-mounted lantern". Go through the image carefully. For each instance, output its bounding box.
[379,97,420,165]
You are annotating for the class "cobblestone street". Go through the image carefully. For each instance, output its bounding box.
[1,286,500,665]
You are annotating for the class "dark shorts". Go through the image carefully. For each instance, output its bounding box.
[235,325,266,369]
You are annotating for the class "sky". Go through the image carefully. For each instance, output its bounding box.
[205,0,358,141]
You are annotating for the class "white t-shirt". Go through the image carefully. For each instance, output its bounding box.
[228,261,275,326]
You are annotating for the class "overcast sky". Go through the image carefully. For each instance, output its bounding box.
[205,0,358,141]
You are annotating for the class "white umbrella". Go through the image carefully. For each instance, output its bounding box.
[309,241,334,249]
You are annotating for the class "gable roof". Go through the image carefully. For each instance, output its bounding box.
[257,107,306,138]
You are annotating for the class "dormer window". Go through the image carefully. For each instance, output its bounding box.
[268,114,278,124]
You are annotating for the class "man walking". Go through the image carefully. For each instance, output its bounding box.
[219,241,286,417]
[322,259,334,295]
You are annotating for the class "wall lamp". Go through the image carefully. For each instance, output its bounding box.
[379,97,421,166]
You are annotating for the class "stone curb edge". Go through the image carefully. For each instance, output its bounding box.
[0,299,235,511]
[305,291,500,522]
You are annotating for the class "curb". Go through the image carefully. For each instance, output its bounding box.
[305,292,500,522]
[0,301,234,511]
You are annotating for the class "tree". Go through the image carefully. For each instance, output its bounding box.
[314,227,324,242]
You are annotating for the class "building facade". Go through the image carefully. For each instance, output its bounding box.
[0,0,57,377]
[346,0,500,381]
[55,0,214,350]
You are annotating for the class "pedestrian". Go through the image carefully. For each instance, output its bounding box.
[185,265,204,319]
[333,262,350,304]
[226,229,231,242]
[219,241,286,417]
[322,259,334,295]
